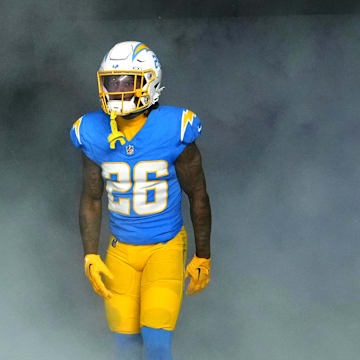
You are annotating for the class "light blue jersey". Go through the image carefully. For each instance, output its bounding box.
[70,106,202,245]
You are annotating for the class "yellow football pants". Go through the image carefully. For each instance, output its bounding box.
[103,227,187,334]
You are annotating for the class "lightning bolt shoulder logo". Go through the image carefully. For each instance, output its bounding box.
[180,110,195,142]
[72,117,83,145]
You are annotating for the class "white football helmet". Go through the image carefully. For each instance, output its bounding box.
[97,41,163,116]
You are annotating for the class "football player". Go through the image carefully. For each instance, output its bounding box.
[70,41,211,360]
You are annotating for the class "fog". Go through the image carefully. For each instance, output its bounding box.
[1,2,360,359]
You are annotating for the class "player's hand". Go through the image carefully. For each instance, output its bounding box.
[185,254,211,295]
[84,254,114,300]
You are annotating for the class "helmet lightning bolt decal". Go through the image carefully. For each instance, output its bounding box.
[132,43,150,61]
[180,110,195,142]
[72,117,83,145]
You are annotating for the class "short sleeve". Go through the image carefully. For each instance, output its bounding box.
[180,109,202,144]
[69,115,96,162]
[69,117,83,148]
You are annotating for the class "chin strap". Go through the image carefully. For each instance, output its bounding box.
[108,111,126,149]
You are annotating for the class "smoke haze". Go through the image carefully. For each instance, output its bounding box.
[1,2,360,359]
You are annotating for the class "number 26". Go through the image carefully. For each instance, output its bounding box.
[102,160,169,215]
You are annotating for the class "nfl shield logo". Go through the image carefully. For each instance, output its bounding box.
[126,145,134,155]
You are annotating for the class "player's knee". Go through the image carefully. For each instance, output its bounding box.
[141,326,173,360]
[141,286,182,330]
[142,307,175,329]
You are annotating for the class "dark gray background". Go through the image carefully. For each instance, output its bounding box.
[1,1,360,359]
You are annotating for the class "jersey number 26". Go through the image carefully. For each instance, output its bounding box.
[102,160,168,215]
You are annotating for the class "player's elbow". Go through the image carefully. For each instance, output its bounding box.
[80,190,102,213]
[81,184,103,201]
[187,187,210,205]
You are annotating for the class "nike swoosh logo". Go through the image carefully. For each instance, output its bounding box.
[198,125,202,132]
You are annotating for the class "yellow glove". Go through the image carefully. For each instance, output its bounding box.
[84,254,114,300]
[185,254,211,295]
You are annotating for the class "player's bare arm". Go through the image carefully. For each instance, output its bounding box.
[175,142,211,295]
[79,152,104,255]
[79,153,114,299]
[175,142,211,259]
